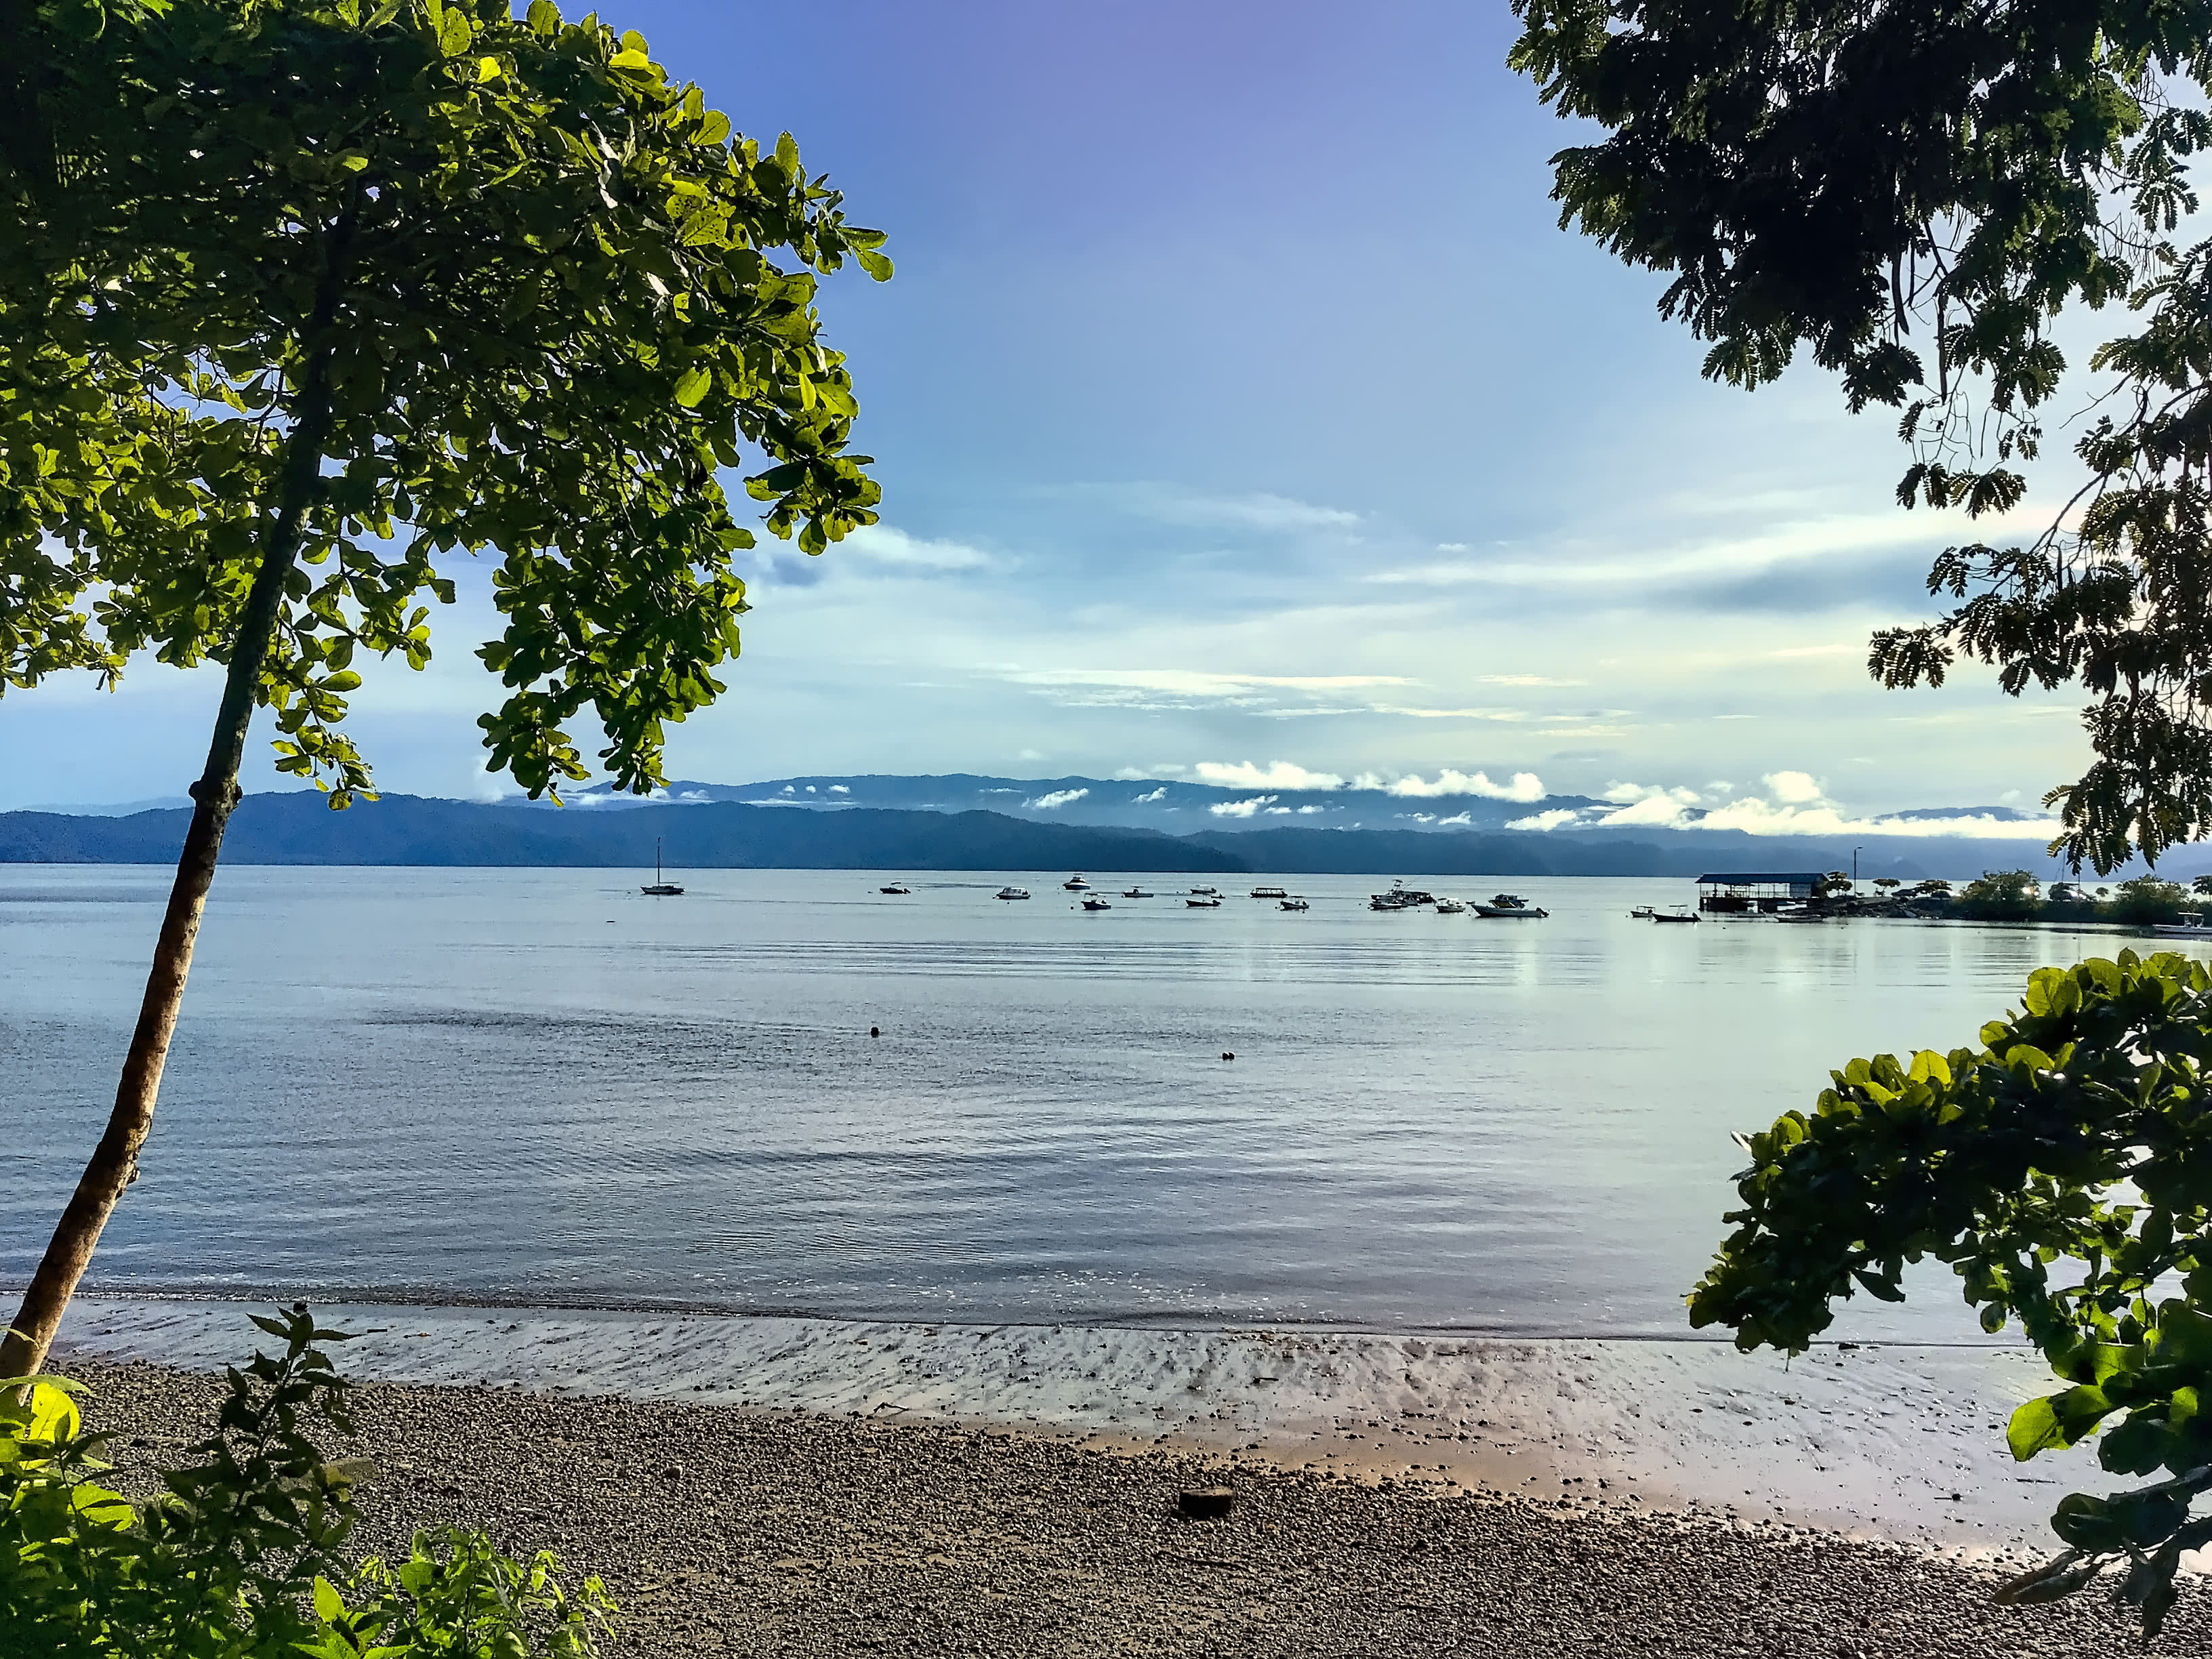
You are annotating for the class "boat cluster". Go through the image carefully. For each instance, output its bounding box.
[962,876,1313,910]
[1368,882,1549,919]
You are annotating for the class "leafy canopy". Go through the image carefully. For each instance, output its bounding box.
[1692,951,2212,1633]
[0,0,888,804]
[1510,0,2212,872]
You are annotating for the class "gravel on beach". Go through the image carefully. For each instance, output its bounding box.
[62,1358,2202,1658]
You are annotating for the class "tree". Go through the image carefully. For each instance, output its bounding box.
[1692,953,2212,1635]
[1509,1,2212,874]
[2192,874,2212,898]
[1872,877,1901,891]
[1954,868,2042,921]
[0,0,887,1376]
[2112,874,2188,925]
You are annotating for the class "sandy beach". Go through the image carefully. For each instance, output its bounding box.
[46,1296,2194,1655]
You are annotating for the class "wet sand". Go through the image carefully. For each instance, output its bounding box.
[58,1296,2097,1551]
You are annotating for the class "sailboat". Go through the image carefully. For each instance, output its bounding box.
[640,837,684,896]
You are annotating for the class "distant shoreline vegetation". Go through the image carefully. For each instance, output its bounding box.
[1921,872,2207,928]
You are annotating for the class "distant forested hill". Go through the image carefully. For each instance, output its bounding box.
[0,790,2168,880]
[0,794,1251,873]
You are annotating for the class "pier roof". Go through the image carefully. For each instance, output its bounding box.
[1694,872,1828,885]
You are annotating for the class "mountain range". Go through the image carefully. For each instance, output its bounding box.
[0,774,2183,880]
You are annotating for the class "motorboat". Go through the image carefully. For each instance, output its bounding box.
[1279,898,1309,912]
[1629,905,1656,919]
[1122,886,1153,899]
[1652,906,1698,924]
[1189,885,1220,897]
[1250,885,1288,899]
[1370,880,1436,910]
[995,886,1031,901]
[2151,912,2211,938]
[880,882,912,895]
[1473,893,1548,919]
[1063,874,1092,890]
[640,836,684,896]
[1186,895,1222,908]
[1081,897,1112,911]
[1435,897,1467,915]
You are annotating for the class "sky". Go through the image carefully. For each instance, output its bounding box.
[3,0,2099,824]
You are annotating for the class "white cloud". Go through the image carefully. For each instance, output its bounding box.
[1507,808,1584,832]
[827,784,850,794]
[1265,805,1293,815]
[1004,667,1413,712]
[1595,794,1702,827]
[1130,489,1360,531]
[1294,804,1326,815]
[1191,759,1346,791]
[1435,812,1473,826]
[1209,795,1279,818]
[1563,770,2060,839]
[1386,769,1548,802]
[840,525,994,571]
[1601,781,1702,806]
[1026,787,1090,810]
[1130,785,1168,803]
[1357,500,2047,593]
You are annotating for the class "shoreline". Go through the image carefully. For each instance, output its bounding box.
[54,1293,2095,1553]
[57,1350,2190,1658]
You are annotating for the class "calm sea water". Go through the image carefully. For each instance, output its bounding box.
[0,865,2152,1338]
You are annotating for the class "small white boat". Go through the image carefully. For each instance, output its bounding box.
[1122,886,1153,899]
[1279,897,1309,912]
[1435,897,1466,915]
[1063,873,1092,890]
[1473,893,1547,919]
[1652,906,1698,924]
[995,886,1031,901]
[2151,912,2211,939]
[880,882,912,895]
[1189,885,1220,897]
[640,837,684,896]
[1187,895,1222,908]
[1250,885,1288,899]
[1082,896,1112,911]
[1629,905,1656,919]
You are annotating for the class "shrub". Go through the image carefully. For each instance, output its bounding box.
[1690,952,2212,1635]
[0,1305,611,1658]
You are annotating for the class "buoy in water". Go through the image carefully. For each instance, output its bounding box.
[870,1027,880,1038]
[1221,1051,1234,1061]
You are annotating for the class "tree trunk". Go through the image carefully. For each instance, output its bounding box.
[1,344,340,1381]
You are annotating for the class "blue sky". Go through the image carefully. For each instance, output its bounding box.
[3,0,2091,825]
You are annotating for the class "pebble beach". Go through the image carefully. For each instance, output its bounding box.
[47,1294,2210,1657]
[65,1356,2199,1658]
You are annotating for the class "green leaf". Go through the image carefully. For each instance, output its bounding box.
[672,365,712,407]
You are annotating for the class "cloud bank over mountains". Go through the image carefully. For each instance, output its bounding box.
[539,762,2059,844]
